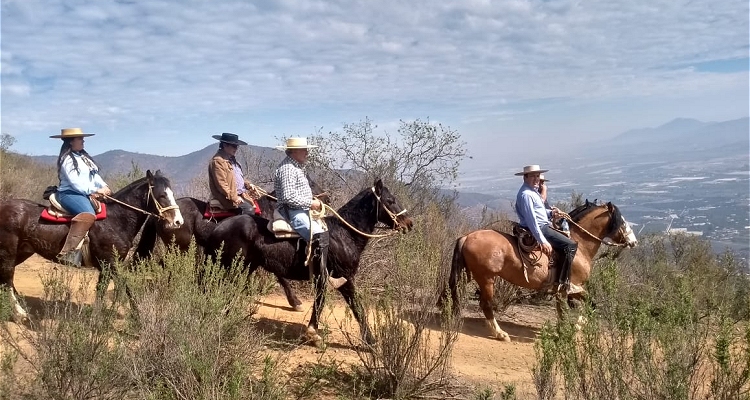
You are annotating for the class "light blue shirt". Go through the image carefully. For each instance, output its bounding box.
[58,152,108,195]
[515,183,552,245]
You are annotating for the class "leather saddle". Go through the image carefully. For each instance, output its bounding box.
[511,222,559,267]
[41,193,106,222]
[203,199,239,219]
[268,208,328,239]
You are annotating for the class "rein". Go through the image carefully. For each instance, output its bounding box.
[102,184,178,220]
[558,209,629,248]
[258,185,406,239]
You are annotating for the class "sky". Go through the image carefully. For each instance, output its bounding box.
[2,0,748,170]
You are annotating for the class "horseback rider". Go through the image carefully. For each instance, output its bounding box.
[273,137,346,289]
[515,165,577,292]
[208,133,260,215]
[51,128,112,266]
[539,174,570,237]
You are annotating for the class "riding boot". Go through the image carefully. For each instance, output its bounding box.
[56,213,96,267]
[557,244,577,292]
[313,232,347,289]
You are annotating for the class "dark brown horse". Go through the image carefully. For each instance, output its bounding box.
[135,178,330,311]
[442,201,637,341]
[206,179,413,346]
[0,170,184,321]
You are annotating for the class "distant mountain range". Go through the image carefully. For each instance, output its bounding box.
[582,117,748,160]
[29,116,749,209]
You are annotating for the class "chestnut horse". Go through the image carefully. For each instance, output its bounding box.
[0,170,184,321]
[135,178,329,311]
[206,179,413,346]
[442,200,637,341]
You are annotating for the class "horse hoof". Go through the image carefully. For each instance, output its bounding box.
[496,333,511,342]
[292,304,304,312]
[305,327,323,347]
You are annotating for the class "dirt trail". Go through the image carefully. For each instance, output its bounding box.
[9,255,553,397]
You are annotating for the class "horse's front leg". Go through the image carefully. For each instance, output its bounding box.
[276,275,303,311]
[0,245,29,322]
[477,276,510,342]
[338,280,375,346]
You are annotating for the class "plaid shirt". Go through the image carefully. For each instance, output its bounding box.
[274,156,312,210]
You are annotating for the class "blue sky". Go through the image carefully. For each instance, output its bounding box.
[2,0,748,169]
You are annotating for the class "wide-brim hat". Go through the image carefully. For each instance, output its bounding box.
[539,174,550,182]
[49,128,95,139]
[514,165,549,176]
[275,137,319,150]
[212,132,247,146]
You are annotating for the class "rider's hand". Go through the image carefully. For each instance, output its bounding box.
[311,199,322,211]
[540,243,553,256]
[550,207,560,218]
[96,187,111,197]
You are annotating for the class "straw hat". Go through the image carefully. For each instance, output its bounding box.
[539,174,550,182]
[49,128,95,139]
[212,132,247,146]
[275,137,319,150]
[514,165,549,176]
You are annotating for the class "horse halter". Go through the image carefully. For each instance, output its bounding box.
[146,183,179,218]
[371,186,408,231]
[102,183,179,220]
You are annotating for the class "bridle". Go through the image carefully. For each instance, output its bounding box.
[371,186,408,231]
[559,206,633,248]
[102,183,179,220]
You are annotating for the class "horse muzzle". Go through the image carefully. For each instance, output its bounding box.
[396,216,414,233]
[163,209,184,229]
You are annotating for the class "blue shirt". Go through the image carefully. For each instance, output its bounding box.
[58,152,108,195]
[515,183,552,245]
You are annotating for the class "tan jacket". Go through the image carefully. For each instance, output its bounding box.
[208,150,254,210]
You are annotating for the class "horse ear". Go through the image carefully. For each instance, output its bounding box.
[373,179,383,195]
[146,170,154,180]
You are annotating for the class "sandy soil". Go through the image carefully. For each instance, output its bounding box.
[8,254,556,398]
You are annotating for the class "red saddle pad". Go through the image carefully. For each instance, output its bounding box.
[203,199,262,219]
[40,203,107,223]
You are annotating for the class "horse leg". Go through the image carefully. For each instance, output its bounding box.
[477,276,510,342]
[0,243,31,322]
[337,280,375,346]
[276,275,303,311]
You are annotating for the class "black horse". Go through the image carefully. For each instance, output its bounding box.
[206,179,413,346]
[135,178,330,311]
[0,170,184,321]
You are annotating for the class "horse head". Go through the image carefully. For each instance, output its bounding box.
[372,179,413,233]
[146,170,184,229]
[601,201,637,248]
[572,200,637,248]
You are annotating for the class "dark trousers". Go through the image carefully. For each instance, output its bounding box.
[237,198,256,215]
[541,224,577,284]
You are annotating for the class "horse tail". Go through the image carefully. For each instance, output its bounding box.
[439,235,469,316]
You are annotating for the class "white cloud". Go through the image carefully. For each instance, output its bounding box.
[1,0,747,157]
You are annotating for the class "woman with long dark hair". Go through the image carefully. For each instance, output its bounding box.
[50,128,111,265]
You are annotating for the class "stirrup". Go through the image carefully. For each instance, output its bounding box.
[56,250,83,267]
[327,276,347,289]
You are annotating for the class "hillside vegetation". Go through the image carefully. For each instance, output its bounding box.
[1,123,748,399]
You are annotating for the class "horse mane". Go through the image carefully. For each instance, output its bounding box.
[111,172,172,199]
[568,199,623,237]
[112,176,149,198]
[334,188,372,222]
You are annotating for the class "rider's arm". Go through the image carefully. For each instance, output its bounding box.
[60,156,97,195]
[275,164,312,209]
[210,158,240,205]
[519,192,549,245]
